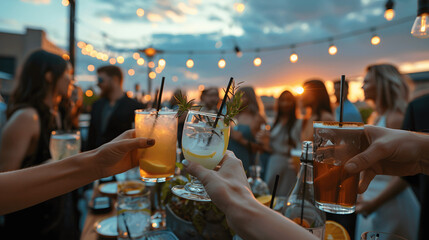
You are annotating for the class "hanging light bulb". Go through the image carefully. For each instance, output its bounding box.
[136,8,145,17]
[133,52,140,60]
[117,56,125,64]
[411,0,429,38]
[384,0,395,21]
[218,58,226,69]
[148,61,155,68]
[328,44,338,55]
[109,58,116,65]
[158,58,166,68]
[371,34,381,45]
[137,58,145,66]
[186,58,194,68]
[290,52,298,63]
[253,57,262,67]
[234,3,245,13]
[234,46,242,58]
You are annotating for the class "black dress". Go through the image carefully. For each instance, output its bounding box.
[2,107,80,240]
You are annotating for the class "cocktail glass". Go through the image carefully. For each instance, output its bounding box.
[171,110,230,201]
[50,130,81,161]
[135,110,178,182]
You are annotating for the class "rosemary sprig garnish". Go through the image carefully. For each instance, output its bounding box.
[175,80,245,126]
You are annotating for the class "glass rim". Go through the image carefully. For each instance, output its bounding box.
[313,121,364,129]
[135,109,177,115]
[188,110,225,119]
[360,231,408,240]
[51,130,81,135]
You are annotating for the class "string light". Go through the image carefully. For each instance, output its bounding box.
[411,0,429,38]
[133,52,140,59]
[85,44,93,52]
[253,57,262,67]
[137,58,145,65]
[96,52,103,60]
[85,89,94,97]
[62,0,69,7]
[128,69,135,76]
[77,41,86,48]
[87,65,95,72]
[218,58,226,69]
[149,71,156,79]
[290,52,298,63]
[371,34,381,45]
[234,3,245,13]
[136,8,145,17]
[384,0,395,21]
[158,58,166,67]
[102,54,109,61]
[155,67,162,74]
[186,58,194,68]
[328,44,338,55]
[148,61,155,68]
[117,56,125,64]
[109,58,116,64]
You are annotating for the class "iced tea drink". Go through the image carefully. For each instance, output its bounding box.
[313,121,365,214]
[135,110,177,182]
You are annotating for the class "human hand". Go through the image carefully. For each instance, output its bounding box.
[355,196,377,217]
[183,150,252,213]
[94,129,155,178]
[345,125,424,193]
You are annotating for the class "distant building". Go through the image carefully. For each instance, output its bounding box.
[0,28,67,99]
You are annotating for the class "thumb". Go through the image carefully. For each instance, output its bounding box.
[344,143,385,174]
[111,137,155,154]
[183,160,213,185]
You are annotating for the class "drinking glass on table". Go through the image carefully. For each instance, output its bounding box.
[49,130,81,161]
[360,232,408,240]
[313,121,366,214]
[135,110,178,182]
[171,110,230,201]
[117,181,151,240]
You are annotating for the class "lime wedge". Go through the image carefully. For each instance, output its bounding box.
[183,148,216,159]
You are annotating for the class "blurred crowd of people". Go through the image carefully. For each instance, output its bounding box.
[0,49,428,240]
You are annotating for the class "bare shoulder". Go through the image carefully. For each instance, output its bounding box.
[386,111,404,129]
[4,108,40,134]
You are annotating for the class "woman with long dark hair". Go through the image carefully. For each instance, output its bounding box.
[258,90,302,196]
[300,79,334,141]
[0,49,78,239]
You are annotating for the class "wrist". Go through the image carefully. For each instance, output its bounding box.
[78,149,102,180]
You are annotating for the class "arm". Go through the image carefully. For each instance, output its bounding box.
[0,108,39,171]
[0,130,154,215]
[345,125,429,193]
[356,176,408,216]
[184,151,317,240]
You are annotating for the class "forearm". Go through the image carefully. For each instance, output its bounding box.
[227,194,316,240]
[370,177,408,210]
[0,150,100,215]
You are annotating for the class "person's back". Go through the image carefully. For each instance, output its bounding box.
[87,66,143,150]
[402,93,429,240]
[334,80,362,123]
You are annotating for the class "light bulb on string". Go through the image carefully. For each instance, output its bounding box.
[148,61,155,68]
[384,0,395,21]
[137,58,145,66]
[218,58,226,69]
[109,58,116,65]
[117,56,125,64]
[290,52,298,63]
[411,0,429,39]
[136,8,145,17]
[234,3,245,13]
[234,46,242,58]
[186,58,194,68]
[328,44,338,55]
[133,52,140,60]
[371,34,381,45]
[253,57,262,67]
[158,58,166,68]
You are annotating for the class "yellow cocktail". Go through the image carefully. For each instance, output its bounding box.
[135,110,177,182]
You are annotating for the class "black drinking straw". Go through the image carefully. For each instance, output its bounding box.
[339,75,345,127]
[156,77,165,113]
[300,143,309,226]
[121,213,132,240]
[270,175,280,209]
[207,77,233,145]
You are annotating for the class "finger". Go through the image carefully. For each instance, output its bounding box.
[358,169,376,194]
[112,137,155,153]
[344,144,387,174]
[112,129,135,142]
[183,160,214,185]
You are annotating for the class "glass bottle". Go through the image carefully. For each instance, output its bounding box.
[248,165,270,197]
[282,141,326,239]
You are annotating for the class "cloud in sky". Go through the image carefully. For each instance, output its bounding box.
[21,0,50,4]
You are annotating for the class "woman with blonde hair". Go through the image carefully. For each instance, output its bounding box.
[355,63,419,240]
[228,86,266,173]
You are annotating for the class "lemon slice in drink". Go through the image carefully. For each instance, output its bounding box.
[140,160,169,174]
[183,148,216,159]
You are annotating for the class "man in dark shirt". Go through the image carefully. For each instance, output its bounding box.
[402,93,429,240]
[86,66,144,150]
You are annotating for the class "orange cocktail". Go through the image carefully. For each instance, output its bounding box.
[135,110,177,182]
